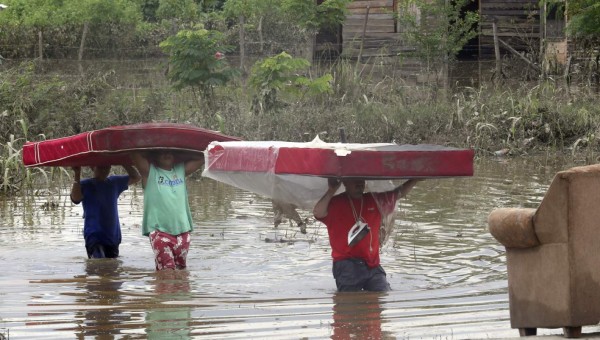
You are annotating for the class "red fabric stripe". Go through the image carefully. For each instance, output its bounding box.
[274,148,474,177]
[207,144,474,178]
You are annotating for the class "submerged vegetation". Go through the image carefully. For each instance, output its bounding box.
[1,0,600,195]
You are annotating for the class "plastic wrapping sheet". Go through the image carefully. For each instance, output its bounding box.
[203,137,474,245]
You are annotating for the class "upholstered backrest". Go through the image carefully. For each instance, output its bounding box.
[533,172,569,244]
[561,165,600,323]
[534,164,600,324]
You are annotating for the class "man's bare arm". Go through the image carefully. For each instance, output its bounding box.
[70,167,83,203]
[184,157,204,177]
[313,178,341,219]
[130,152,150,187]
[123,165,141,186]
[393,178,424,198]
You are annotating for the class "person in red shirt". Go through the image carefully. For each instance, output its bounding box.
[314,178,422,292]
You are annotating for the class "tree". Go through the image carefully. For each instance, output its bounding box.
[64,0,141,60]
[160,28,238,109]
[197,0,225,12]
[0,0,141,60]
[566,0,600,40]
[560,0,600,82]
[248,52,333,113]
[0,0,65,59]
[396,0,479,79]
[280,0,350,57]
[156,0,198,23]
[223,0,278,71]
[281,0,350,32]
[221,0,349,70]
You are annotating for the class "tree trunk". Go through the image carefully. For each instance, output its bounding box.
[258,16,264,55]
[539,1,547,79]
[239,15,246,73]
[78,22,89,75]
[38,30,43,60]
[78,22,89,61]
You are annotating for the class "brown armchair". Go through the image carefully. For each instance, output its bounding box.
[488,164,600,338]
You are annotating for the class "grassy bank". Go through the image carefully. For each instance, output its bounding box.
[1,59,599,195]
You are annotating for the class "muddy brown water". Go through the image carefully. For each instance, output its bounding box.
[1,157,600,339]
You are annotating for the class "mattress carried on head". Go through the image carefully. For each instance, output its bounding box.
[203,137,475,210]
[22,123,241,167]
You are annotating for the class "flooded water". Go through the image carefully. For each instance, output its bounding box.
[1,156,600,339]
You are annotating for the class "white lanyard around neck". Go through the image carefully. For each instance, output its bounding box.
[347,194,364,223]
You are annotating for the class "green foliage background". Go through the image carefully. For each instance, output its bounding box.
[1,0,600,194]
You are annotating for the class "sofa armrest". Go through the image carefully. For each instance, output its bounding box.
[488,208,540,248]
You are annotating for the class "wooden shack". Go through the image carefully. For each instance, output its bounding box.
[342,0,400,58]
[480,0,571,72]
[479,0,541,57]
[314,0,400,60]
[317,0,569,70]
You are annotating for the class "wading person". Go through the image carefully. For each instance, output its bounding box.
[313,177,423,292]
[71,165,141,259]
[131,150,204,271]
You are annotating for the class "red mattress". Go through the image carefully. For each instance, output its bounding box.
[202,140,474,209]
[22,123,241,167]
[206,141,474,178]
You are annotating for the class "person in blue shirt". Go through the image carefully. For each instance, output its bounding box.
[70,165,141,259]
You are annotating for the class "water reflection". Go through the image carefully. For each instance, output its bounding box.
[76,259,125,339]
[331,292,393,339]
[145,270,192,339]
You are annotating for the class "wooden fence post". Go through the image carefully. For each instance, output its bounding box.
[492,21,501,81]
[357,6,370,64]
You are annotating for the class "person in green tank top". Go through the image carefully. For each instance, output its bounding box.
[131,150,204,270]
